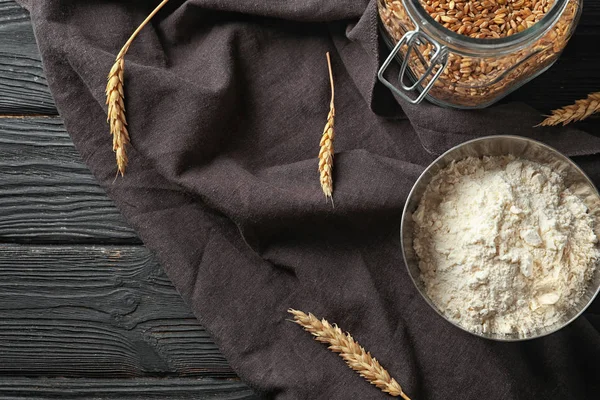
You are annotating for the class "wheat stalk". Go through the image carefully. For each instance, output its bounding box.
[106,0,170,176]
[538,92,600,127]
[288,309,411,400]
[318,52,335,203]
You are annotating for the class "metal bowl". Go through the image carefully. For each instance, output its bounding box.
[401,135,600,341]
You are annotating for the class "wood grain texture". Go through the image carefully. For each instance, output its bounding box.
[0,0,56,114]
[0,244,235,378]
[0,377,258,400]
[0,117,139,244]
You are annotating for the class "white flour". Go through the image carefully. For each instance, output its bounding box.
[413,156,599,335]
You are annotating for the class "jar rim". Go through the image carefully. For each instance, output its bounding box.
[401,0,572,54]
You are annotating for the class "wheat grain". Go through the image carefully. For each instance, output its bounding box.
[538,92,600,126]
[418,0,556,39]
[105,0,170,176]
[378,0,580,108]
[106,57,129,176]
[288,309,411,400]
[318,52,335,203]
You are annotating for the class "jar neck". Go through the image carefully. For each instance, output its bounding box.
[401,0,571,56]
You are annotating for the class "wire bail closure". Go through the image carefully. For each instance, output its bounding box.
[378,28,449,105]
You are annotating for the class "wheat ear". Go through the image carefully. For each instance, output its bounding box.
[538,92,600,127]
[106,0,170,176]
[288,309,411,400]
[318,52,335,203]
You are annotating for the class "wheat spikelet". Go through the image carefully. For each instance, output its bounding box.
[538,92,600,127]
[106,0,170,176]
[318,52,335,203]
[106,57,129,176]
[288,309,411,400]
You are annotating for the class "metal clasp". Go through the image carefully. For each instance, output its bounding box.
[378,28,448,105]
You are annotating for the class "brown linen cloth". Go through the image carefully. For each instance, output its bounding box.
[17,0,600,398]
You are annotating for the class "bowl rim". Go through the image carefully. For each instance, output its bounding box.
[401,134,600,341]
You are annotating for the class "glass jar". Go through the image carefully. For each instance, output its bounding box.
[377,0,582,109]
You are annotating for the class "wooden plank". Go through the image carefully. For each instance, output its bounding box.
[0,117,139,244]
[0,244,236,379]
[578,2,600,29]
[0,377,258,400]
[0,0,56,114]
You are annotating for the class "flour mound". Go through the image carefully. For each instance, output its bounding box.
[413,156,599,335]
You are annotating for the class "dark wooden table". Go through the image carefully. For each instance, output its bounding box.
[0,1,598,399]
[0,1,257,398]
